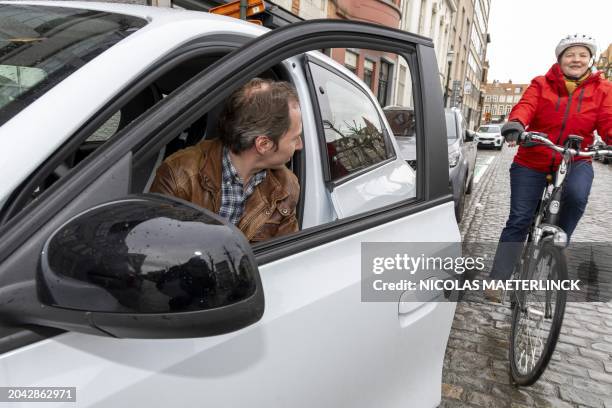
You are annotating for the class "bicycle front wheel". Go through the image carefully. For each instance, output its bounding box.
[509,241,568,386]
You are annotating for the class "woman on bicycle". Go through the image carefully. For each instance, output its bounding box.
[487,34,612,294]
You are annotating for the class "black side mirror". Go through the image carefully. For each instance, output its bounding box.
[37,194,264,338]
[464,130,475,142]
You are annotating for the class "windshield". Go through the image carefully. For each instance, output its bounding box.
[478,126,501,133]
[445,112,457,139]
[0,5,147,126]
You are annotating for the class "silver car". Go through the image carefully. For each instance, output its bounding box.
[383,106,477,222]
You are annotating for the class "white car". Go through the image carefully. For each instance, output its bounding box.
[0,2,459,407]
[475,124,504,150]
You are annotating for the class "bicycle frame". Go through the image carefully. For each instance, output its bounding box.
[532,150,571,248]
[515,149,570,280]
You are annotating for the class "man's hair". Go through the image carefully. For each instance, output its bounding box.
[218,78,299,154]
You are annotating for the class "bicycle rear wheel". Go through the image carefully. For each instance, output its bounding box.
[509,240,567,385]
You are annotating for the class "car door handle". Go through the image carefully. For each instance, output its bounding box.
[398,277,444,327]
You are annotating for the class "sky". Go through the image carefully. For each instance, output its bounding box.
[486,0,611,84]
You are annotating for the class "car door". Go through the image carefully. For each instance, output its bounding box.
[0,20,457,408]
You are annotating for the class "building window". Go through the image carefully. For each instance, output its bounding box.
[514,94,521,103]
[499,94,506,103]
[363,59,375,90]
[377,60,392,107]
[506,105,512,114]
[467,51,481,80]
[492,95,498,102]
[515,87,522,94]
[485,95,491,102]
[344,50,358,74]
[491,105,497,115]
[484,105,490,113]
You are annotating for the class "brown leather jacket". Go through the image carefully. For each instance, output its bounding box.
[150,139,299,242]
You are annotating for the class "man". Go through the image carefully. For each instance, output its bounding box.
[151,78,303,242]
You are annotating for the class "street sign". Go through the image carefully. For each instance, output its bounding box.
[464,80,472,95]
[210,0,265,18]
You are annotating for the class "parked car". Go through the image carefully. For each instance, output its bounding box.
[0,2,459,407]
[475,123,504,150]
[383,106,476,222]
[446,108,477,222]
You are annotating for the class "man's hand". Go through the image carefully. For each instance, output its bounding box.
[502,121,525,147]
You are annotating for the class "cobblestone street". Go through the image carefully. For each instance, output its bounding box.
[441,146,612,408]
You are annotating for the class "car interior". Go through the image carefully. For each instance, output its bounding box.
[0,52,305,230]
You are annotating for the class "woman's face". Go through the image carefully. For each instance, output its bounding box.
[560,45,591,78]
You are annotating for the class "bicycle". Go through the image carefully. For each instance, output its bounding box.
[506,131,612,386]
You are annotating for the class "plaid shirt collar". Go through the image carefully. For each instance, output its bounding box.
[219,147,267,225]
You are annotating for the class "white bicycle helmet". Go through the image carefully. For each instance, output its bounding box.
[555,34,597,59]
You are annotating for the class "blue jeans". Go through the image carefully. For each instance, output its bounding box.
[489,161,594,280]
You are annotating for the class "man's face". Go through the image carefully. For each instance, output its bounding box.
[264,102,303,169]
[560,46,591,78]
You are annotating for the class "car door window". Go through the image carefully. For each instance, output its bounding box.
[306,51,418,220]
[308,61,394,181]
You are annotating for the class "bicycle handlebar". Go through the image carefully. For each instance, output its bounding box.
[519,132,612,157]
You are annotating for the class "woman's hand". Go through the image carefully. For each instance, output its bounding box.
[502,121,525,147]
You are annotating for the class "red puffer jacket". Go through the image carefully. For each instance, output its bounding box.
[509,63,612,173]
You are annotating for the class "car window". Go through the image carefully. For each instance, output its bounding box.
[308,62,394,181]
[0,66,46,108]
[306,49,417,221]
[445,112,457,139]
[87,111,122,142]
[0,4,147,126]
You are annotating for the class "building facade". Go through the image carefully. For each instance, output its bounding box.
[273,0,327,19]
[325,0,402,108]
[446,0,490,131]
[120,0,492,125]
[596,43,612,80]
[481,80,527,124]
[392,0,457,108]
